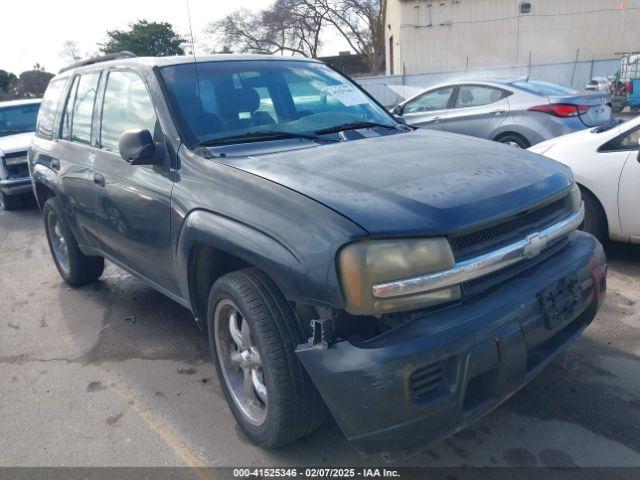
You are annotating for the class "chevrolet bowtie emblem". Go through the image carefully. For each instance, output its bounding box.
[523,233,548,258]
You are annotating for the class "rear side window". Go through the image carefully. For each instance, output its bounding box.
[60,77,79,140]
[70,73,101,144]
[455,86,506,108]
[36,78,66,138]
[60,73,101,144]
[100,71,157,152]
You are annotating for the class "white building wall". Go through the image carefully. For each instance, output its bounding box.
[386,0,640,75]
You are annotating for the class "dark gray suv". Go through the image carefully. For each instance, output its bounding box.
[29,53,606,458]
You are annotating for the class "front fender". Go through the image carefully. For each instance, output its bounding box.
[175,209,340,319]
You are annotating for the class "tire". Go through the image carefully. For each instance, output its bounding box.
[207,268,326,447]
[580,188,608,244]
[42,197,104,286]
[0,190,22,210]
[496,133,531,149]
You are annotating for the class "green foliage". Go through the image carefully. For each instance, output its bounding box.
[0,69,18,98]
[101,20,186,57]
[16,70,54,98]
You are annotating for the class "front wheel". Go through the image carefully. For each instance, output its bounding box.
[207,268,325,447]
[580,188,608,244]
[43,197,104,286]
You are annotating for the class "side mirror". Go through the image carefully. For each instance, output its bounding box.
[391,104,403,115]
[119,129,157,165]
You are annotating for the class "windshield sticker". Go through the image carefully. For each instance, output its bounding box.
[323,85,368,107]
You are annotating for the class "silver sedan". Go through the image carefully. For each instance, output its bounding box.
[392,79,613,148]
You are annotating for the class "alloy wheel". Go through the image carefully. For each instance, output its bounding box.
[47,212,70,275]
[214,299,267,426]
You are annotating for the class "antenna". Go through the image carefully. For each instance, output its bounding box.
[184,0,204,146]
[185,0,197,60]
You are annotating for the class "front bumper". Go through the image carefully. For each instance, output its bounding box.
[297,232,606,457]
[0,177,31,195]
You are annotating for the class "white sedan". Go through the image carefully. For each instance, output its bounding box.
[529,116,640,243]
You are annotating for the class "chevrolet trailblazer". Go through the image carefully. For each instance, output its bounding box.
[29,53,606,457]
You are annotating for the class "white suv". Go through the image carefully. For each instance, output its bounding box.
[0,99,41,210]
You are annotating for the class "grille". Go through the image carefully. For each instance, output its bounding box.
[461,236,569,297]
[449,197,570,261]
[410,361,446,400]
[2,151,29,179]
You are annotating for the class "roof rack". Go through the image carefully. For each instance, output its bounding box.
[58,51,137,74]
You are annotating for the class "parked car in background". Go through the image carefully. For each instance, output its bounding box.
[585,77,611,92]
[611,53,640,113]
[529,116,640,244]
[392,79,614,148]
[0,99,41,210]
[30,53,606,458]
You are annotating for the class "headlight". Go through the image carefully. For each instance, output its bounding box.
[568,183,582,212]
[338,238,460,315]
[3,154,28,166]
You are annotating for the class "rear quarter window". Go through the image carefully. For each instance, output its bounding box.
[36,78,67,139]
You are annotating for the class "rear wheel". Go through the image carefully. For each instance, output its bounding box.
[0,190,21,211]
[580,188,608,244]
[43,197,104,286]
[207,268,325,447]
[496,133,531,149]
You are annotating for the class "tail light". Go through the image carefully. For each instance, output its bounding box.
[528,104,590,117]
[627,81,634,94]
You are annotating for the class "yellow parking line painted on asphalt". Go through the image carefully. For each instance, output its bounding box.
[104,372,216,480]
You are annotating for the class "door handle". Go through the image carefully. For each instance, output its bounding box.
[428,117,443,124]
[491,109,506,116]
[93,172,105,187]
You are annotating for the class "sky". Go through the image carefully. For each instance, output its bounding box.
[1,0,347,75]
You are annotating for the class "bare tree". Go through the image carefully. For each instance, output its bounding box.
[210,0,385,73]
[207,0,324,58]
[60,40,82,63]
[301,0,385,73]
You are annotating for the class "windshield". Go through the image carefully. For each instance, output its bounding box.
[159,60,395,146]
[511,80,578,96]
[0,103,40,137]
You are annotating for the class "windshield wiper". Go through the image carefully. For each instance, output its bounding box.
[200,130,337,146]
[591,119,624,133]
[314,121,399,135]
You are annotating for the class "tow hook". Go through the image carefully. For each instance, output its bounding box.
[309,318,334,349]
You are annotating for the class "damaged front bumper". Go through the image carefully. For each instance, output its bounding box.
[296,232,606,458]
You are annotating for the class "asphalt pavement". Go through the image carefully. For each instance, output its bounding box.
[1,196,640,469]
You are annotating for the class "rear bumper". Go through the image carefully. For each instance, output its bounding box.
[0,177,31,195]
[297,232,606,457]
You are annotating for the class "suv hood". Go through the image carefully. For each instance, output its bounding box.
[214,130,573,236]
[0,132,34,156]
